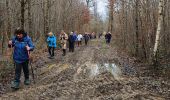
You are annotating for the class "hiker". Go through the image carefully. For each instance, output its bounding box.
[68,32,75,52]
[77,33,83,47]
[73,31,78,47]
[105,32,112,44]
[8,28,34,89]
[98,33,102,39]
[84,32,90,45]
[91,32,96,39]
[59,30,68,56]
[47,32,57,58]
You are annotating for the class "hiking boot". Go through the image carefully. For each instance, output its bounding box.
[24,79,30,85]
[11,80,20,89]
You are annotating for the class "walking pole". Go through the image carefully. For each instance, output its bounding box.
[9,41,15,69]
[28,51,36,84]
[29,59,35,84]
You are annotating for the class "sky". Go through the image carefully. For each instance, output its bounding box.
[96,0,108,20]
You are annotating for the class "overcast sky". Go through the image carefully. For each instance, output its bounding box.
[97,0,108,20]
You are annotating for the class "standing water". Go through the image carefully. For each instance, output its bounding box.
[88,63,121,80]
[74,62,121,80]
[102,63,121,80]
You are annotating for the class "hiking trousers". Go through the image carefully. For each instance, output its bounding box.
[69,42,74,52]
[48,47,55,57]
[15,60,29,82]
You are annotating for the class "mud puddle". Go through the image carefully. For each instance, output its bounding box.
[75,62,122,80]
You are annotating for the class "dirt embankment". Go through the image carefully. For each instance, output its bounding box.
[0,39,170,100]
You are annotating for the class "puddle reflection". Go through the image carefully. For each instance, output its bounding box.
[89,63,121,80]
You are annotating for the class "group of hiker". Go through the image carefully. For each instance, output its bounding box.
[8,27,112,89]
[46,30,91,58]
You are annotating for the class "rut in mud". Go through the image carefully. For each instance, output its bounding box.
[0,39,170,100]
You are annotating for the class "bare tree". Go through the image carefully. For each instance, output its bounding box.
[153,0,165,64]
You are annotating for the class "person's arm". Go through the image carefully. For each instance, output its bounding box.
[26,37,35,51]
[53,36,57,47]
[8,37,15,48]
[47,37,49,42]
[65,34,68,40]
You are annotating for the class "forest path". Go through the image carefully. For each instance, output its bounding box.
[0,38,169,100]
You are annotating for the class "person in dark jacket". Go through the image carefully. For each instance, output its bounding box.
[68,32,75,52]
[47,32,57,58]
[105,32,112,44]
[8,27,34,89]
[73,31,78,47]
[84,32,90,45]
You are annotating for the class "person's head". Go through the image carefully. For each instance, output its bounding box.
[48,32,53,36]
[14,27,26,38]
[70,32,73,35]
[61,30,65,34]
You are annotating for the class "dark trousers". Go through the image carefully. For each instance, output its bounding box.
[85,39,88,45]
[48,47,55,57]
[62,49,66,56]
[108,39,111,43]
[15,60,29,82]
[106,39,111,44]
[69,42,74,52]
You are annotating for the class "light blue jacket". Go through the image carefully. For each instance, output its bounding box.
[47,35,57,48]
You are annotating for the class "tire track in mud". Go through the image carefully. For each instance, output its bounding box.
[0,39,168,100]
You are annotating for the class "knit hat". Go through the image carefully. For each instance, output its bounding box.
[48,32,53,36]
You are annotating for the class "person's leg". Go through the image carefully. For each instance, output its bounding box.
[106,39,108,44]
[71,43,74,52]
[14,62,22,82]
[62,49,66,56]
[78,41,80,47]
[52,47,54,56]
[48,47,52,56]
[11,62,22,88]
[80,41,82,45]
[22,60,30,85]
[63,49,66,56]
[85,40,87,45]
[108,39,111,44]
[69,42,71,52]
[72,42,75,52]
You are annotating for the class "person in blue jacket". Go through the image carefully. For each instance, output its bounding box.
[47,32,57,58]
[68,32,75,52]
[73,31,77,47]
[8,28,34,89]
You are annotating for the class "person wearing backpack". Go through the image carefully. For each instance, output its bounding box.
[68,32,75,52]
[105,32,112,44]
[59,30,68,56]
[77,33,83,47]
[84,32,90,45]
[8,28,34,89]
[47,32,57,59]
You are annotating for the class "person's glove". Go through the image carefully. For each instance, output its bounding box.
[26,45,31,51]
[9,40,12,45]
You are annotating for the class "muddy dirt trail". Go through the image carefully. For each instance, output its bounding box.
[0,39,170,100]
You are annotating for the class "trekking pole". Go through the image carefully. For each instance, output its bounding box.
[29,59,35,84]
[28,51,36,84]
[9,40,15,69]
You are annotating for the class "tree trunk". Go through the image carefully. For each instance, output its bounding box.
[152,0,164,64]
[21,0,25,29]
[108,0,114,33]
[135,0,139,56]
[28,0,32,36]
[6,0,11,38]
